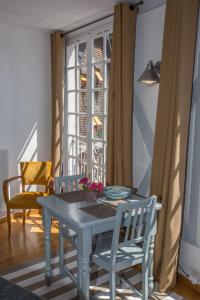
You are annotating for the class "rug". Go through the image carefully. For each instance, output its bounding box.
[1,249,184,300]
[0,277,42,300]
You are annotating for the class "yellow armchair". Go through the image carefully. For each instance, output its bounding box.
[3,161,53,237]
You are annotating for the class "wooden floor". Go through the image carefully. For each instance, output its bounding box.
[0,211,61,274]
[0,211,199,300]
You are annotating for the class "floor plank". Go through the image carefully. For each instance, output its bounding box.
[0,211,199,300]
[0,211,61,274]
[173,280,200,300]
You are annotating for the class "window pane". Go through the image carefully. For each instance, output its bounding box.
[77,138,87,161]
[77,160,87,176]
[77,67,87,89]
[67,68,76,90]
[93,37,104,62]
[77,92,87,113]
[68,136,76,156]
[78,42,87,66]
[77,138,87,175]
[67,92,76,113]
[67,45,75,68]
[92,165,105,183]
[106,34,112,59]
[68,115,76,135]
[106,62,110,88]
[92,141,104,165]
[68,158,77,175]
[93,64,104,88]
[92,116,104,140]
[93,91,104,114]
[78,115,87,137]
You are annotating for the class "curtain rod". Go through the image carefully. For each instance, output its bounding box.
[61,1,143,37]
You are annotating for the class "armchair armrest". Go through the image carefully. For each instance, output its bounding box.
[46,176,54,195]
[3,176,22,204]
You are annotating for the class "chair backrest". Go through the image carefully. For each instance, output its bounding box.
[55,174,85,193]
[111,196,157,262]
[20,161,52,190]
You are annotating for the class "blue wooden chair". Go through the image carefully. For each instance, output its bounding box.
[92,196,157,300]
[55,174,85,280]
[55,174,85,193]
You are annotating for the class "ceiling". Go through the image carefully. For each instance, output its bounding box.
[0,0,166,32]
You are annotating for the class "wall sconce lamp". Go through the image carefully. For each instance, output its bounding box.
[138,60,161,86]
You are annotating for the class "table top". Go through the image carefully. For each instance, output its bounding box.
[37,191,162,229]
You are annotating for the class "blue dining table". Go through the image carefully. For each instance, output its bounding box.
[37,191,162,300]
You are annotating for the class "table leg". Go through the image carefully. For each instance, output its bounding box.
[77,227,92,300]
[44,208,52,286]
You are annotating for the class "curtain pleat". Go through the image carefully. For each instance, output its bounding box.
[106,3,137,186]
[150,0,199,292]
[51,32,65,176]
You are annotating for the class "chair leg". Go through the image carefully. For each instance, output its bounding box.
[23,209,26,225]
[42,209,45,226]
[7,208,11,238]
[142,261,149,300]
[109,271,116,300]
[59,221,64,276]
[116,273,121,287]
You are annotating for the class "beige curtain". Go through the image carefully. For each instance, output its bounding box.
[150,0,199,292]
[106,3,137,186]
[51,32,65,176]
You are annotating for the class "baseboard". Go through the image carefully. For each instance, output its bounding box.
[178,273,200,294]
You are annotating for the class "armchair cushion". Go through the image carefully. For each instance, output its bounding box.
[7,192,48,209]
[20,161,52,186]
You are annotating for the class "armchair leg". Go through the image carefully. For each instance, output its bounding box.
[23,209,26,225]
[7,208,11,238]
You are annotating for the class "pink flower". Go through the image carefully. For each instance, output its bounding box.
[79,178,104,192]
[88,182,98,191]
[79,177,89,184]
[97,182,104,192]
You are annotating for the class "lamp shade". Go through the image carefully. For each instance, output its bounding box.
[138,60,160,86]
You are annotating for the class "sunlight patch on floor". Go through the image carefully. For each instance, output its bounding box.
[10,212,59,234]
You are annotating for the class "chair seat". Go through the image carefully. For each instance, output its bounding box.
[92,231,144,272]
[7,192,48,209]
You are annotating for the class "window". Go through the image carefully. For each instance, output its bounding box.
[64,25,112,183]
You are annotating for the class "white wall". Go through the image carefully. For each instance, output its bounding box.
[133,5,166,195]
[0,24,51,203]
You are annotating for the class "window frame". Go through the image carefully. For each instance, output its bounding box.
[63,19,112,182]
